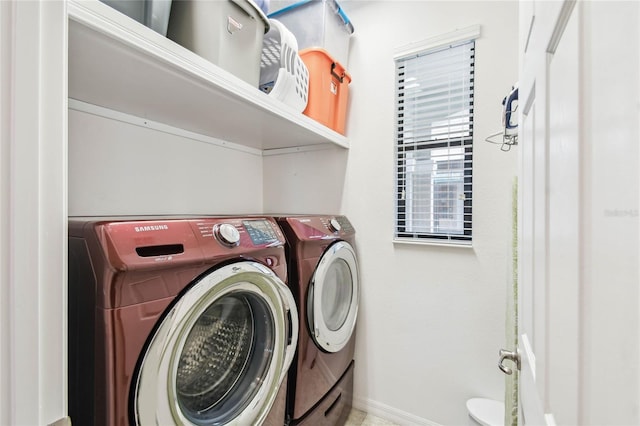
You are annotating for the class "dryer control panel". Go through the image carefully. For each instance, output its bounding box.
[282,215,356,241]
[322,216,354,234]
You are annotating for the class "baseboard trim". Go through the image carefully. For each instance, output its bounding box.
[352,396,443,426]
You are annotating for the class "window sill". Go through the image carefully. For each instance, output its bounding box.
[392,238,473,249]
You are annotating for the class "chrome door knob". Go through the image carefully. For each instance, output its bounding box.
[498,348,521,375]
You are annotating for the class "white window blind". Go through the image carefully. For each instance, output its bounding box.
[394,39,475,244]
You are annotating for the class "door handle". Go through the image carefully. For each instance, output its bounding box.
[498,348,521,375]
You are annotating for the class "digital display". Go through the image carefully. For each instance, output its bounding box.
[336,216,354,232]
[243,220,279,245]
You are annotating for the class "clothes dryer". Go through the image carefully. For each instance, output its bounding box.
[276,215,359,425]
[68,216,298,426]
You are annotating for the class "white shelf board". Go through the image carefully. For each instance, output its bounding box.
[67,0,349,152]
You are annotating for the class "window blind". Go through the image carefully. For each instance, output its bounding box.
[394,39,475,244]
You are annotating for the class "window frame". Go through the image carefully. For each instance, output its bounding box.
[393,25,480,247]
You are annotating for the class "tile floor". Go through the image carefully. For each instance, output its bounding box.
[345,408,400,426]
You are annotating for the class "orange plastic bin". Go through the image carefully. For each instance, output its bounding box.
[299,48,351,135]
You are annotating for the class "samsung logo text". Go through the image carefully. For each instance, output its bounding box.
[135,225,169,232]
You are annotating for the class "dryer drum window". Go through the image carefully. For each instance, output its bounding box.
[321,258,353,331]
[176,292,274,423]
[309,241,360,353]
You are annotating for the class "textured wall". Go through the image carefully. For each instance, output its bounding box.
[339,2,518,424]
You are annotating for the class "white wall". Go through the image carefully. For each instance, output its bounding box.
[340,2,519,424]
[68,109,263,216]
[263,146,348,214]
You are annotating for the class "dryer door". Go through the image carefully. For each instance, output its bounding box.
[308,240,359,353]
[132,261,298,426]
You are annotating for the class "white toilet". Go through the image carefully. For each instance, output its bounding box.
[466,398,504,426]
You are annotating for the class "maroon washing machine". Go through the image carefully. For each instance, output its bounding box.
[276,216,359,425]
[68,216,298,426]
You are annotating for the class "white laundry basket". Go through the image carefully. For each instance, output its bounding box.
[259,19,309,112]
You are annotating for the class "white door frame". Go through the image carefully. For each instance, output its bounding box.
[0,1,67,424]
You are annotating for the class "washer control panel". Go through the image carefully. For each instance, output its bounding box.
[242,220,280,245]
[194,218,284,249]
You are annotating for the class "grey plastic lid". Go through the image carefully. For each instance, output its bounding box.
[238,0,271,33]
[268,0,354,34]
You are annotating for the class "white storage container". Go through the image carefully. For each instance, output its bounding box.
[100,0,173,36]
[268,0,354,67]
[259,19,309,112]
[167,0,270,87]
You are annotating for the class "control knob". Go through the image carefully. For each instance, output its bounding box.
[328,218,342,233]
[214,223,240,247]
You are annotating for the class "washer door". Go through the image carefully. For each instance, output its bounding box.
[308,241,359,353]
[132,261,298,425]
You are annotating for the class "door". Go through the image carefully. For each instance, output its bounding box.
[132,261,298,425]
[308,241,359,353]
[518,4,580,423]
[517,1,640,424]
[518,3,581,424]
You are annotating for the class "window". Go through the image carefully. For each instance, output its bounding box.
[394,29,477,245]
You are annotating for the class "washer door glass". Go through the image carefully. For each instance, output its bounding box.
[308,241,359,353]
[133,261,297,426]
[176,292,273,424]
